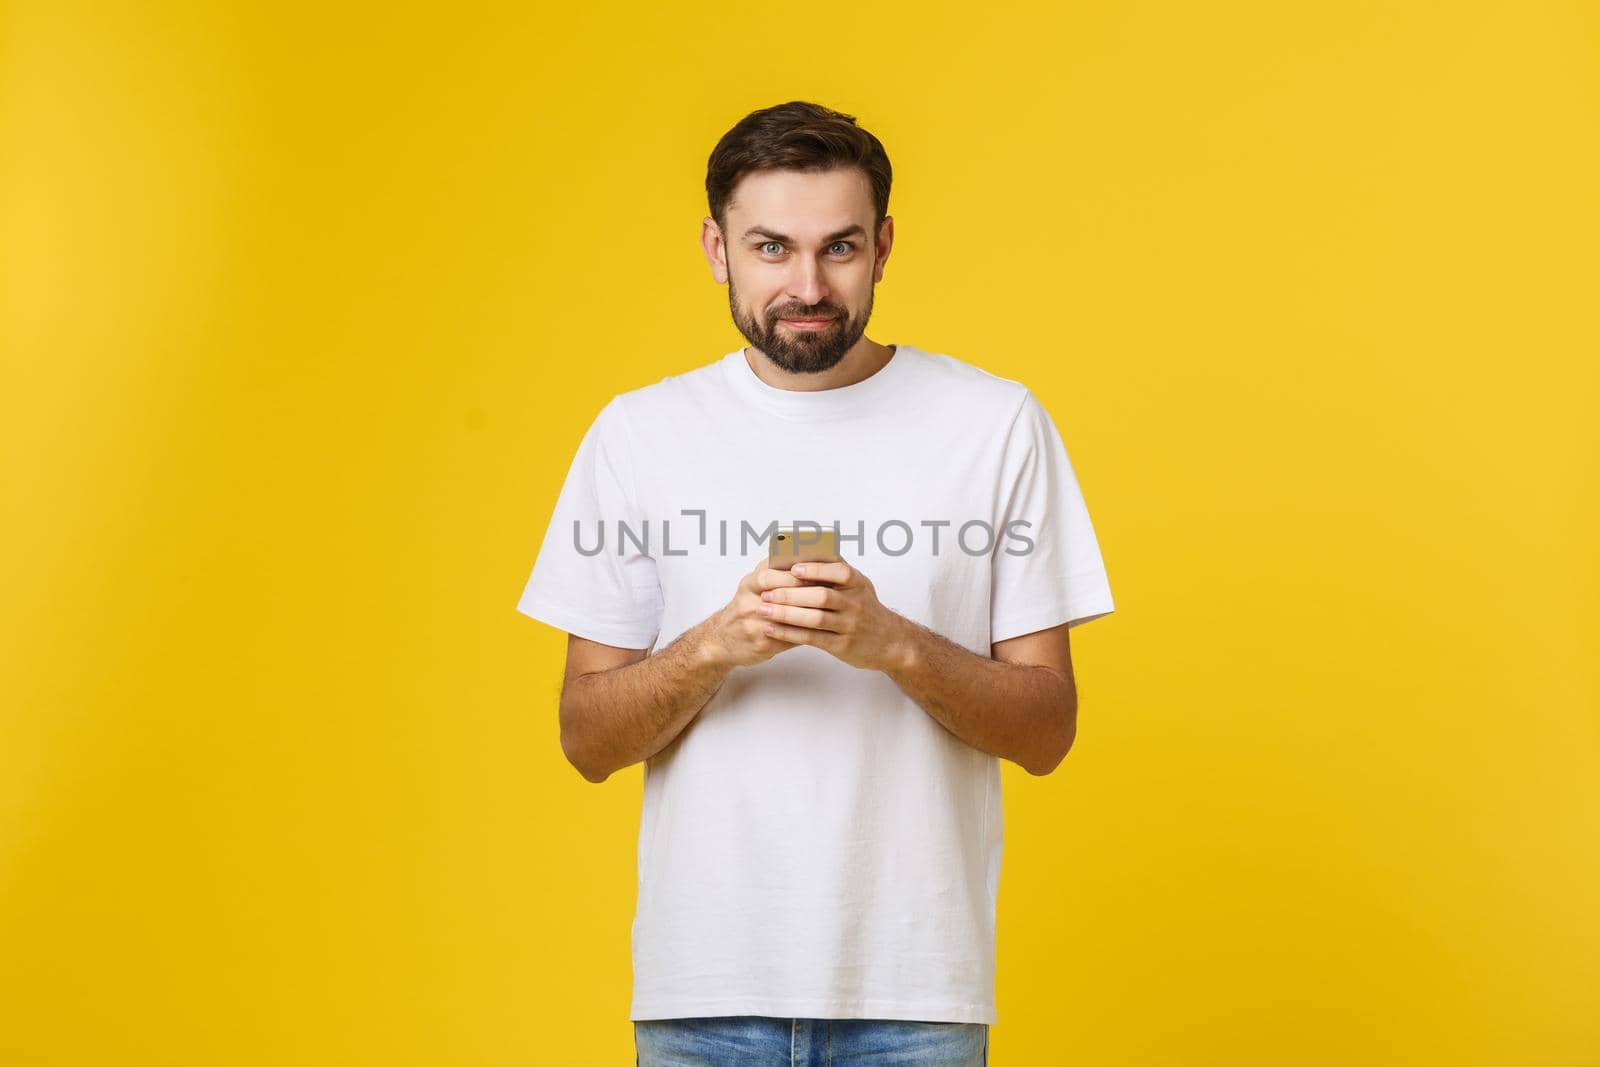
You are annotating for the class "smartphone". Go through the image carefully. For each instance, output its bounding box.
[768,526,841,571]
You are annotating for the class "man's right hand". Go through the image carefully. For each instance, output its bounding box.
[703,561,810,668]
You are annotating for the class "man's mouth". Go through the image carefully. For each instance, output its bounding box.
[781,317,836,330]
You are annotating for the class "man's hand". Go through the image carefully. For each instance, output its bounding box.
[704,561,812,668]
[757,559,912,672]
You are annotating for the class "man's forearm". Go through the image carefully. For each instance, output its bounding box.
[882,618,1077,776]
[561,620,732,783]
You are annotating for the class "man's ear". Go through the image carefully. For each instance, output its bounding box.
[873,215,894,283]
[701,216,728,283]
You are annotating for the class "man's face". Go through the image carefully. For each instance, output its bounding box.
[709,167,890,375]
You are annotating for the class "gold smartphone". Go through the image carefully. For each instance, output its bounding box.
[767,526,841,571]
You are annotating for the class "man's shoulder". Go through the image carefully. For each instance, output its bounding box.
[909,345,1031,396]
[902,345,1035,423]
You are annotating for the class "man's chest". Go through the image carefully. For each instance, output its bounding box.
[631,420,1009,651]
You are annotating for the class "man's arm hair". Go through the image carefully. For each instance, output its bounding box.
[558,621,732,783]
[882,619,1078,776]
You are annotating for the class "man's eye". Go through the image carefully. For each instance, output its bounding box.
[757,242,854,256]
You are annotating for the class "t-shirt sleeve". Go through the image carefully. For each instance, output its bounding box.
[514,396,663,649]
[989,389,1116,643]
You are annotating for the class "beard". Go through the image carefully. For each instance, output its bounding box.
[728,273,874,375]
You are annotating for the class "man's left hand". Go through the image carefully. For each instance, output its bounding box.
[757,559,911,673]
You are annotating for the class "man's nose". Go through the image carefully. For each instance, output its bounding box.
[787,259,830,308]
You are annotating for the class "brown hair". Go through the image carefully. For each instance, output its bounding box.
[706,100,893,241]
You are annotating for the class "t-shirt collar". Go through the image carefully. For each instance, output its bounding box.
[722,343,914,420]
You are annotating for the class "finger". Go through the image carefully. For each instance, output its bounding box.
[761,585,837,609]
[790,560,854,586]
[769,545,840,568]
[762,620,838,648]
[760,602,842,632]
[755,564,808,591]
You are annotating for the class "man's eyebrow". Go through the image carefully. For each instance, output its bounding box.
[741,224,867,244]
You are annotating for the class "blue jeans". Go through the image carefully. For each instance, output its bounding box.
[634,1016,988,1066]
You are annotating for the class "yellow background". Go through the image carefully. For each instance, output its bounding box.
[3,1,1596,1063]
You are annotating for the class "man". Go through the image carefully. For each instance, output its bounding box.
[516,100,1115,1066]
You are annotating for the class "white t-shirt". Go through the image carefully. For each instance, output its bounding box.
[516,343,1115,1025]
